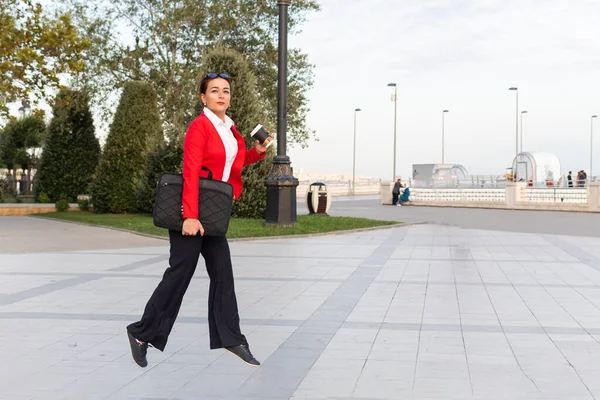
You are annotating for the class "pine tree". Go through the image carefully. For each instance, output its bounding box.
[91,81,163,213]
[34,89,100,201]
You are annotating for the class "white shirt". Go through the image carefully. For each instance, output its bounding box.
[203,107,238,182]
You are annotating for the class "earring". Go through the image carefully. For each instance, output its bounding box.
[203,103,206,106]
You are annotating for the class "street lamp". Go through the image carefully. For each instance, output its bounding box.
[442,110,449,164]
[591,115,598,181]
[352,108,361,195]
[264,0,299,226]
[18,100,31,118]
[520,111,528,153]
[387,83,397,181]
[509,87,519,180]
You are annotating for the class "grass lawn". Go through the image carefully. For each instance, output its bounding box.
[36,211,398,239]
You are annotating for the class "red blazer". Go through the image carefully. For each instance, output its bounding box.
[182,112,266,220]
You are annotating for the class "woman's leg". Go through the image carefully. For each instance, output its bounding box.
[201,235,247,349]
[127,230,202,351]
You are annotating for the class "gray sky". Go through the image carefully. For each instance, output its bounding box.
[288,0,600,180]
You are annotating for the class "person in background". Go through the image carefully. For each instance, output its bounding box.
[399,184,410,205]
[568,171,573,188]
[392,179,402,206]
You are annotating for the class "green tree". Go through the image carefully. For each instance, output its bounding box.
[201,47,275,219]
[34,89,100,202]
[91,81,163,213]
[0,115,45,170]
[0,0,90,122]
[61,0,319,146]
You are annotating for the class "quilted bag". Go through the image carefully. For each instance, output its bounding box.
[153,167,233,236]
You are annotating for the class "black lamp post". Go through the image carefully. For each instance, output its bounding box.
[264,0,299,226]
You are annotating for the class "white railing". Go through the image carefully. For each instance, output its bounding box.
[383,183,600,212]
[410,188,506,202]
[412,175,507,188]
[521,187,587,204]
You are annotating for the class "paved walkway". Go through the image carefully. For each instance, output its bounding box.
[316,196,600,237]
[3,215,600,399]
[0,216,166,254]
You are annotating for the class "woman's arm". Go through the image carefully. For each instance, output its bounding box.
[182,122,205,220]
[243,147,266,167]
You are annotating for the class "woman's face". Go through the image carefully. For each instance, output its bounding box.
[201,77,231,117]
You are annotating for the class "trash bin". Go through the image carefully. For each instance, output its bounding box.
[306,182,331,215]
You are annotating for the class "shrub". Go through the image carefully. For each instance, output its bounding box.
[77,196,90,211]
[0,176,15,202]
[55,198,70,212]
[34,89,100,201]
[37,192,51,203]
[90,81,163,213]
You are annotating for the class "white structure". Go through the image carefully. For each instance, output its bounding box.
[511,152,561,187]
[412,163,469,187]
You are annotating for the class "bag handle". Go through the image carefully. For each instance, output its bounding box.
[201,166,213,180]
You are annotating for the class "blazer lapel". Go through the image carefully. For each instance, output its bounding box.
[201,113,226,157]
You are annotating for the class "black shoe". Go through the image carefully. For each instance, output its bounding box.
[126,329,148,368]
[225,344,260,367]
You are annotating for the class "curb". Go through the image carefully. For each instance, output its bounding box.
[29,215,427,243]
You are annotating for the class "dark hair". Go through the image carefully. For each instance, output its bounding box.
[198,73,231,95]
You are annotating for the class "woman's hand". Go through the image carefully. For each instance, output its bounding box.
[255,139,269,153]
[182,218,204,236]
[255,129,273,154]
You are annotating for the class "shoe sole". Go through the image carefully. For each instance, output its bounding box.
[126,329,148,368]
[224,347,261,368]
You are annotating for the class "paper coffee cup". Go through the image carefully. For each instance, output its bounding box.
[250,124,274,147]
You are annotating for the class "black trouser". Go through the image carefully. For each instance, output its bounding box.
[392,192,399,205]
[127,230,246,351]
